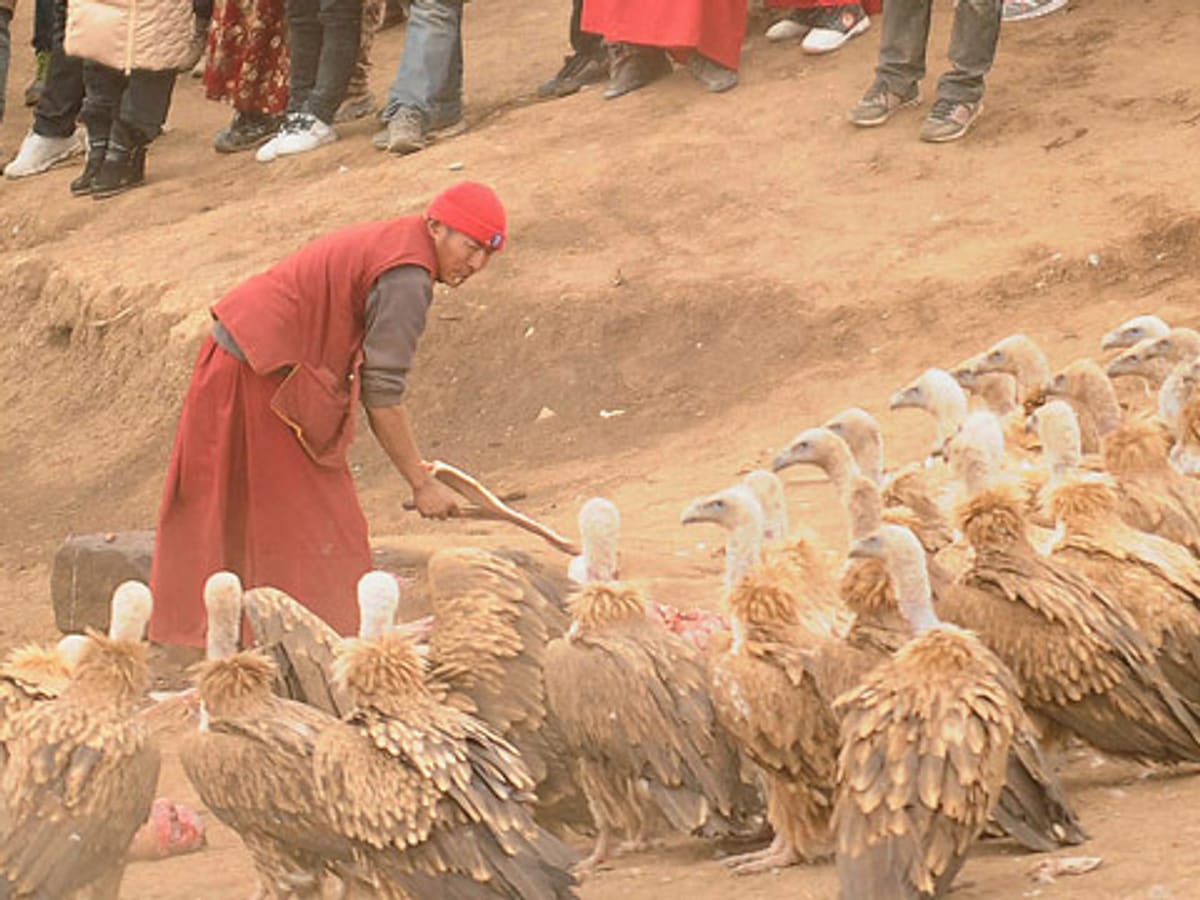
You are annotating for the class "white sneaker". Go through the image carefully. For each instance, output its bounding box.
[1002,0,1068,22]
[3,129,85,179]
[255,132,284,163]
[766,18,807,41]
[802,7,871,55]
[275,115,337,157]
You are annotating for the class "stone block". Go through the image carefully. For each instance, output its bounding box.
[51,531,155,633]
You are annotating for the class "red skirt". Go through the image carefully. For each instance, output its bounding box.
[582,0,747,72]
[148,338,370,649]
[768,0,883,15]
[204,0,290,116]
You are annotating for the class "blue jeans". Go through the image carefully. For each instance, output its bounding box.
[382,0,462,128]
[875,0,1001,105]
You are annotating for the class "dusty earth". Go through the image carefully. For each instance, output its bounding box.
[2,0,1200,895]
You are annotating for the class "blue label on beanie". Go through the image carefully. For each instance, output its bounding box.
[489,233,503,249]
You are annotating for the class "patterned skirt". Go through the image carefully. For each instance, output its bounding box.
[204,0,290,116]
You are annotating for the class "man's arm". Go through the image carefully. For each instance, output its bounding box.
[365,403,460,519]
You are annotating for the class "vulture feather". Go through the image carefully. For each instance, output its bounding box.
[543,581,746,870]
[954,483,1200,764]
[0,635,88,769]
[312,576,578,899]
[834,525,1021,900]
[0,582,159,900]
[179,572,360,899]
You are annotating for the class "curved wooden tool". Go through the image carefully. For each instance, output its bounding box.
[429,460,581,556]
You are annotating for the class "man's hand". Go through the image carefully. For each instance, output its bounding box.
[413,478,460,519]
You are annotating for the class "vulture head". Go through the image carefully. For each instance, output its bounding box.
[772,426,859,493]
[890,368,968,447]
[55,634,91,675]
[109,580,153,643]
[196,571,278,718]
[1046,358,1122,437]
[824,407,885,484]
[570,497,621,584]
[1107,329,1198,382]
[357,571,400,640]
[203,571,244,662]
[850,524,938,634]
[1101,314,1170,351]
[681,485,764,590]
[742,470,788,542]
[974,334,1051,394]
[1026,400,1081,473]
[947,411,1006,496]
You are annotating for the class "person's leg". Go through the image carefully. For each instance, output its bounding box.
[935,0,1001,105]
[875,0,932,95]
[0,7,11,123]
[382,0,463,126]
[285,0,322,115]
[336,0,382,121]
[537,0,606,100]
[34,0,83,137]
[91,67,176,196]
[73,60,122,193]
[23,0,53,104]
[301,0,361,123]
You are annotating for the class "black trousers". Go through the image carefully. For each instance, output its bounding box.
[570,0,601,57]
[80,62,176,148]
[286,0,362,123]
[32,0,83,138]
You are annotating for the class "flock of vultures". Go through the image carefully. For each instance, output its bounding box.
[1,312,1199,899]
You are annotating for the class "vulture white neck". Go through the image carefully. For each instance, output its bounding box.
[725,522,763,591]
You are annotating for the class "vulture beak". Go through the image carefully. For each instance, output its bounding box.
[680,497,723,526]
[848,534,884,561]
[953,368,978,390]
[1023,413,1039,436]
[889,386,920,411]
[1045,374,1067,396]
[975,349,1005,375]
[1100,329,1124,351]
[1105,354,1136,378]
[772,439,812,473]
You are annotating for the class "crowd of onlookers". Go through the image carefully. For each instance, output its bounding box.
[0,0,1070,198]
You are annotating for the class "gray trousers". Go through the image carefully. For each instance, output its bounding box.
[287,0,363,123]
[875,0,1002,105]
[0,8,10,122]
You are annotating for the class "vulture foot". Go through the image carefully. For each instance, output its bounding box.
[726,841,799,876]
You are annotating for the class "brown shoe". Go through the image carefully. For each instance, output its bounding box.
[687,54,738,93]
[604,43,672,100]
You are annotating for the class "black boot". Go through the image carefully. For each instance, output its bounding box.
[90,144,147,200]
[70,141,109,197]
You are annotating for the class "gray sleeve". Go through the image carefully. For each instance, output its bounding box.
[360,266,434,408]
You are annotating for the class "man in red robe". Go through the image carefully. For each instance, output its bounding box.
[582,0,745,98]
[148,181,507,648]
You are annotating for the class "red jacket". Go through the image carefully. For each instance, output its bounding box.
[212,216,439,466]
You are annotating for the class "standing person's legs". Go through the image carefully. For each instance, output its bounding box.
[0,6,11,123]
[302,0,361,123]
[847,0,930,126]
[24,0,53,104]
[936,0,1001,104]
[537,0,606,100]
[337,0,383,121]
[90,67,176,197]
[285,0,323,115]
[76,60,123,192]
[379,0,462,152]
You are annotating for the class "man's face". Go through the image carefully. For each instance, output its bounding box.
[429,220,493,287]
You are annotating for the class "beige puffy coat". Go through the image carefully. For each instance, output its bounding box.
[65,0,194,73]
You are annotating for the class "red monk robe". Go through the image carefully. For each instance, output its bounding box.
[148,217,439,648]
[582,0,747,71]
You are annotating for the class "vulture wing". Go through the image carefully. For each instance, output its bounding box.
[833,629,1015,900]
[243,586,353,717]
[179,696,357,892]
[314,706,578,900]
[0,702,159,898]
[960,549,1200,763]
[1116,474,1200,558]
[544,623,740,836]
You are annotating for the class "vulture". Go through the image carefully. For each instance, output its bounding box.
[1101,314,1171,351]
[180,571,360,899]
[312,571,579,899]
[1103,417,1200,558]
[889,368,969,458]
[843,478,1086,853]
[682,486,863,875]
[1172,389,1200,477]
[834,525,1022,900]
[1043,359,1124,453]
[971,334,1052,409]
[1046,475,1200,704]
[0,634,89,768]
[0,581,160,900]
[824,407,886,485]
[543,580,746,870]
[953,480,1200,764]
[952,355,1021,420]
[1107,328,1200,390]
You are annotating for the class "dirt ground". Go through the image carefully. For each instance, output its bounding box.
[2,0,1200,895]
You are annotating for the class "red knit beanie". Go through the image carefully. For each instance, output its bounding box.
[426,181,507,252]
